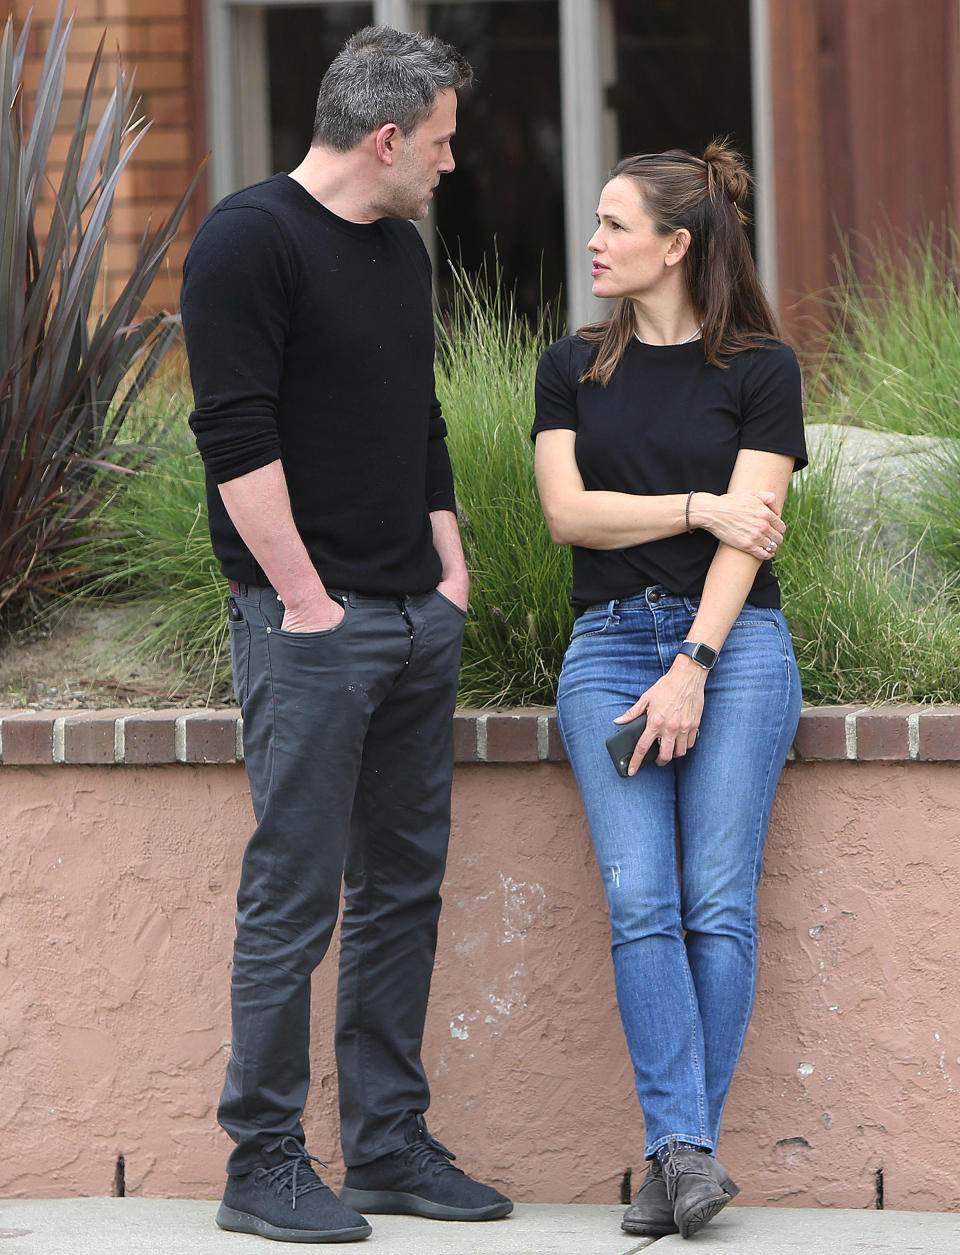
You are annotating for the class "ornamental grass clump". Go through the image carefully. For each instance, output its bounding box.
[64,237,960,709]
[72,272,571,707]
[437,270,572,707]
[808,228,960,438]
[0,3,200,624]
[67,413,232,701]
[776,436,960,705]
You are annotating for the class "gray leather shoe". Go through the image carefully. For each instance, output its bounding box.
[661,1144,739,1239]
[620,1159,678,1236]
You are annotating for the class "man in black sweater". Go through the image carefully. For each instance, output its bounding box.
[181,26,512,1244]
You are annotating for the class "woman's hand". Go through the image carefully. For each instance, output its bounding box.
[613,656,708,772]
[692,489,785,560]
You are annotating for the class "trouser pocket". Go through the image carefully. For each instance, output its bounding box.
[227,597,251,707]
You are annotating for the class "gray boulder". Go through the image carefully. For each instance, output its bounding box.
[802,423,957,585]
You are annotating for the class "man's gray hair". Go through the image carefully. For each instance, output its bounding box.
[312,25,473,152]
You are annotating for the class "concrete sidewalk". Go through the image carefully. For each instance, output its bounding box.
[1,1199,958,1255]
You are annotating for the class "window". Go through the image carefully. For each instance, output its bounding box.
[203,0,767,326]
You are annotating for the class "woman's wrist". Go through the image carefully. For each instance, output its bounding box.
[671,652,710,684]
[685,491,714,532]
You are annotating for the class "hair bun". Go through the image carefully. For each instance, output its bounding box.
[702,138,751,206]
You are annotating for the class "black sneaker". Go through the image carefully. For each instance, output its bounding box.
[340,1116,513,1221]
[217,1136,372,1243]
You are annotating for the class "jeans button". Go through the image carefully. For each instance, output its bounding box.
[647,588,661,603]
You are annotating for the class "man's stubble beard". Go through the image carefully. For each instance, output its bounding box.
[371,180,431,223]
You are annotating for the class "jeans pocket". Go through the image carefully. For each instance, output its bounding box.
[270,605,350,640]
[730,605,780,629]
[434,588,468,618]
[570,609,612,641]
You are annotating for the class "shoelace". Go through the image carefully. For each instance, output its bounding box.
[400,1117,464,1179]
[659,1140,704,1199]
[645,1158,665,1184]
[258,1136,329,1210]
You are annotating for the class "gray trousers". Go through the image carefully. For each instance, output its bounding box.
[219,584,465,1173]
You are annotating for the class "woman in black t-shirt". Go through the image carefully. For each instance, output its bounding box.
[532,142,805,1240]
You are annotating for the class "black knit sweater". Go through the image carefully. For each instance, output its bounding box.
[181,174,455,594]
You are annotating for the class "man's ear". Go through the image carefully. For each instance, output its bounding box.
[664,228,691,267]
[374,122,402,165]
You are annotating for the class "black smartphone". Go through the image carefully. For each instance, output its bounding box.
[605,714,660,777]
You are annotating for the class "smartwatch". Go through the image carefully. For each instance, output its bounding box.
[677,640,719,671]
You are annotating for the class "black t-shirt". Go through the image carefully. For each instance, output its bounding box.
[180,174,455,595]
[532,334,807,609]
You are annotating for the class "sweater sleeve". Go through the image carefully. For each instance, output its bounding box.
[404,226,456,513]
[426,389,456,513]
[181,205,295,484]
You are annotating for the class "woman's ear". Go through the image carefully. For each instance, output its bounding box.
[665,228,691,267]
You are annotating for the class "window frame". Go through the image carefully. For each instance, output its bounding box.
[201,0,775,326]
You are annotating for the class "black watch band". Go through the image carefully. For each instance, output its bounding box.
[677,640,719,671]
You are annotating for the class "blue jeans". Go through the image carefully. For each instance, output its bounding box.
[556,587,801,1159]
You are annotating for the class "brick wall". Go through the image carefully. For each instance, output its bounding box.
[11,0,203,316]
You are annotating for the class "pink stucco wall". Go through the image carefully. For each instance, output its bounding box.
[2,748,958,1209]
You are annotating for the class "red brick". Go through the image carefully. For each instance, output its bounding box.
[128,59,186,93]
[120,710,182,763]
[453,712,480,763]
[119,19,188,56]
[60,709,137,764]
[13,0,69,25]
[917,707,960,761]
[148,93,191,126]
[154,236,190,269]
[0,712,62,764]
[49,20,113,59]
[178,711,240,763]
[24,20,49,59]
[792,706,866,760]
[856,706,924,761]
[484,713,539,763]
[147,23,189,56]
[102,0,186,20]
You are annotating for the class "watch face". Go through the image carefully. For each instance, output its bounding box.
[682,641,718,668]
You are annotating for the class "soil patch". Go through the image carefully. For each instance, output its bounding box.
[0,602,232,710]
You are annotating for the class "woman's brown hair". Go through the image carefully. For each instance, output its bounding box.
[579,139,780,385]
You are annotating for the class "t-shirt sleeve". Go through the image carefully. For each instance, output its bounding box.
[182,206,294,484]
[739,341,807,470]
[531,339,581,440]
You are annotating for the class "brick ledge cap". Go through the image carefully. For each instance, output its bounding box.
[2,705,960,766]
